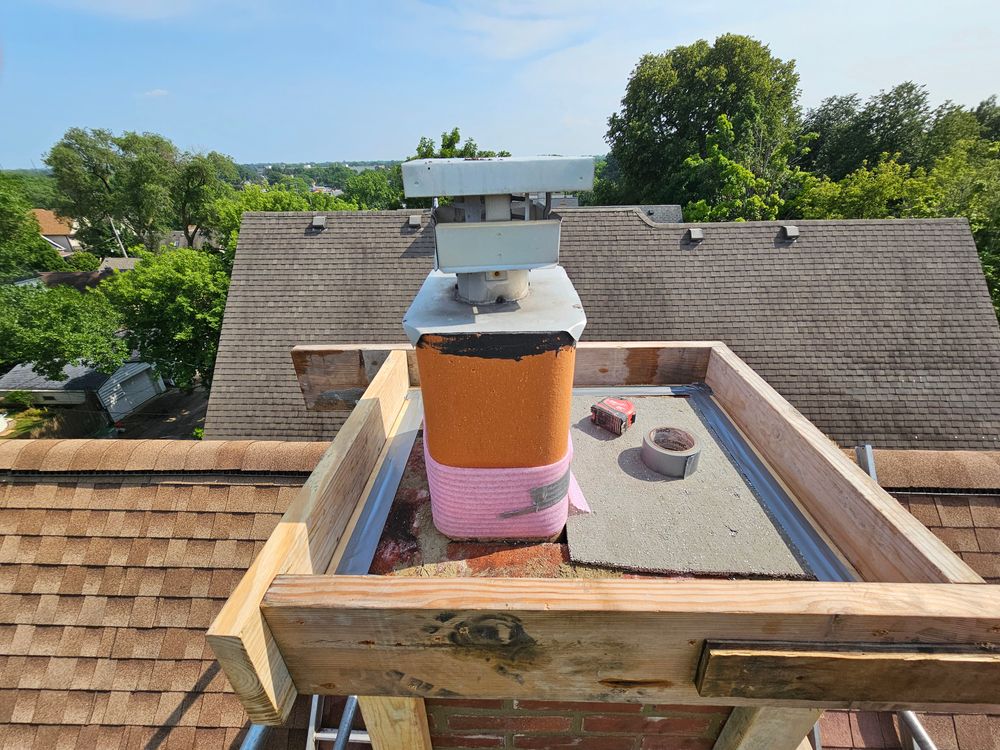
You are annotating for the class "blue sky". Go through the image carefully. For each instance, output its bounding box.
[1,0,998,167]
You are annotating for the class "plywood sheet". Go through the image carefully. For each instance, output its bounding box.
[566,395,811,578]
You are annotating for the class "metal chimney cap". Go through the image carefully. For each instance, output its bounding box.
[401,156,594,197]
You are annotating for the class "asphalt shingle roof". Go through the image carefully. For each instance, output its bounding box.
[0,363,109,393]
[206,208,1000,449]
[0,439,329,749]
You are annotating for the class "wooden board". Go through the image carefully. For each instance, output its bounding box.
[291,341,717,410]
[713,706,822,750]
[357,696,432,750]
[291,343,419,410]
[206,350,409,725]
[704,344,980,585]
[697,641,1000,705]
[260,576,1000,711]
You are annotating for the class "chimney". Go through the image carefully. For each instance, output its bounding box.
[402,156,593,540]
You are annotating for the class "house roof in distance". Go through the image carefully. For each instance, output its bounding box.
[0,438,329,749]
[0,363,110,393]
[32,209,73,237]
[206,208,1000,450]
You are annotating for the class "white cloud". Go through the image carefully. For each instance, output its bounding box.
[142,88,169,97]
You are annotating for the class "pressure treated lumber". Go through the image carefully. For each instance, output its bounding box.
[261,576,1000,711]
[704,343,979,585]
[206,350,409,725]
[712,705,822,750]
[291,341,717,409]
[697,641,1000,705]
[357,696,432,750]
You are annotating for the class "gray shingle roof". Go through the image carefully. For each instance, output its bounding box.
[0,363,110,392]
[205,208,1000,449]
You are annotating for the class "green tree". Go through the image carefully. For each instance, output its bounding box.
[98,247,231,390]
[414,127,511,159]
[46,127,235,252]
[0,174,66,280]
[64,251,101,271]
[974,96,1000,142]
[800,83,971,178]
[605,35,801,205]
[344,169,402,209]
[790,155,934,220]
[2,171,59,208]
[173,151,238,246]
[683,115,785,221]
[0,284,127,379]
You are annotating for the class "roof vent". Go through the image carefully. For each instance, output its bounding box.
[687,227,704,242]
[408,214,421,228]
[782,225,799,241]
[310,215,326,231]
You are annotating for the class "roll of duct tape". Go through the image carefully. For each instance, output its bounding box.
[640,427,701,478]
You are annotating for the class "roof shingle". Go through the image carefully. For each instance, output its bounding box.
[206,208,1000,449]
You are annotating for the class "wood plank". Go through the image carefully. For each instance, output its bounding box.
[357,696,432,750]
[697,641,1000,705]
[713,707,822,750]
[704,343,980,585]
[573,341,716,385]
[292,341,716,410]
[260,576,1000,711]
[291,343,418,410]
[206,351,410,725]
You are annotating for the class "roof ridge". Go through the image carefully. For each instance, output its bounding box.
[0,439,330,473]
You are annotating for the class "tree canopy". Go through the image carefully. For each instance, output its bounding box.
[344,169,402,210]
[605,34,801,206]
[0,284,127,380]
[0,173,66,281]
[45,127,240,252]
[98,247,231,390]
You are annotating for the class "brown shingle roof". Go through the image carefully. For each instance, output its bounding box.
[0,439,328,749]
[206,209,1000,449]
[32,209,73,237]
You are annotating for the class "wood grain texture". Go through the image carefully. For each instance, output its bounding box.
[713,706,822,750]
[358,696,432,750]
[261,576,1000,711]
[291,341,717,410]
[206,351,409,724]
[698,641,1000,705]
[705,343,980,585]
[574,341,716,385]
[292,343,419,410]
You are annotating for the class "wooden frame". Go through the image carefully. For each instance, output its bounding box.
[213,342,998,749]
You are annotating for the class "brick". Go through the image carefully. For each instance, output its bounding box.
[431,735,506,749]
[583,716,711,737]
[515,700,642,713]
[515,735,638,749]
[447,715,572,733]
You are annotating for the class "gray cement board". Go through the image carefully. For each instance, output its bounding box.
[565,395,812,578]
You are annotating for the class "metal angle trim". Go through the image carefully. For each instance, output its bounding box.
[684,385,853,583]
[335,392,423,575]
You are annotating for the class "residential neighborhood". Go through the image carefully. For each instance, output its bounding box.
[2,2,1000,750]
